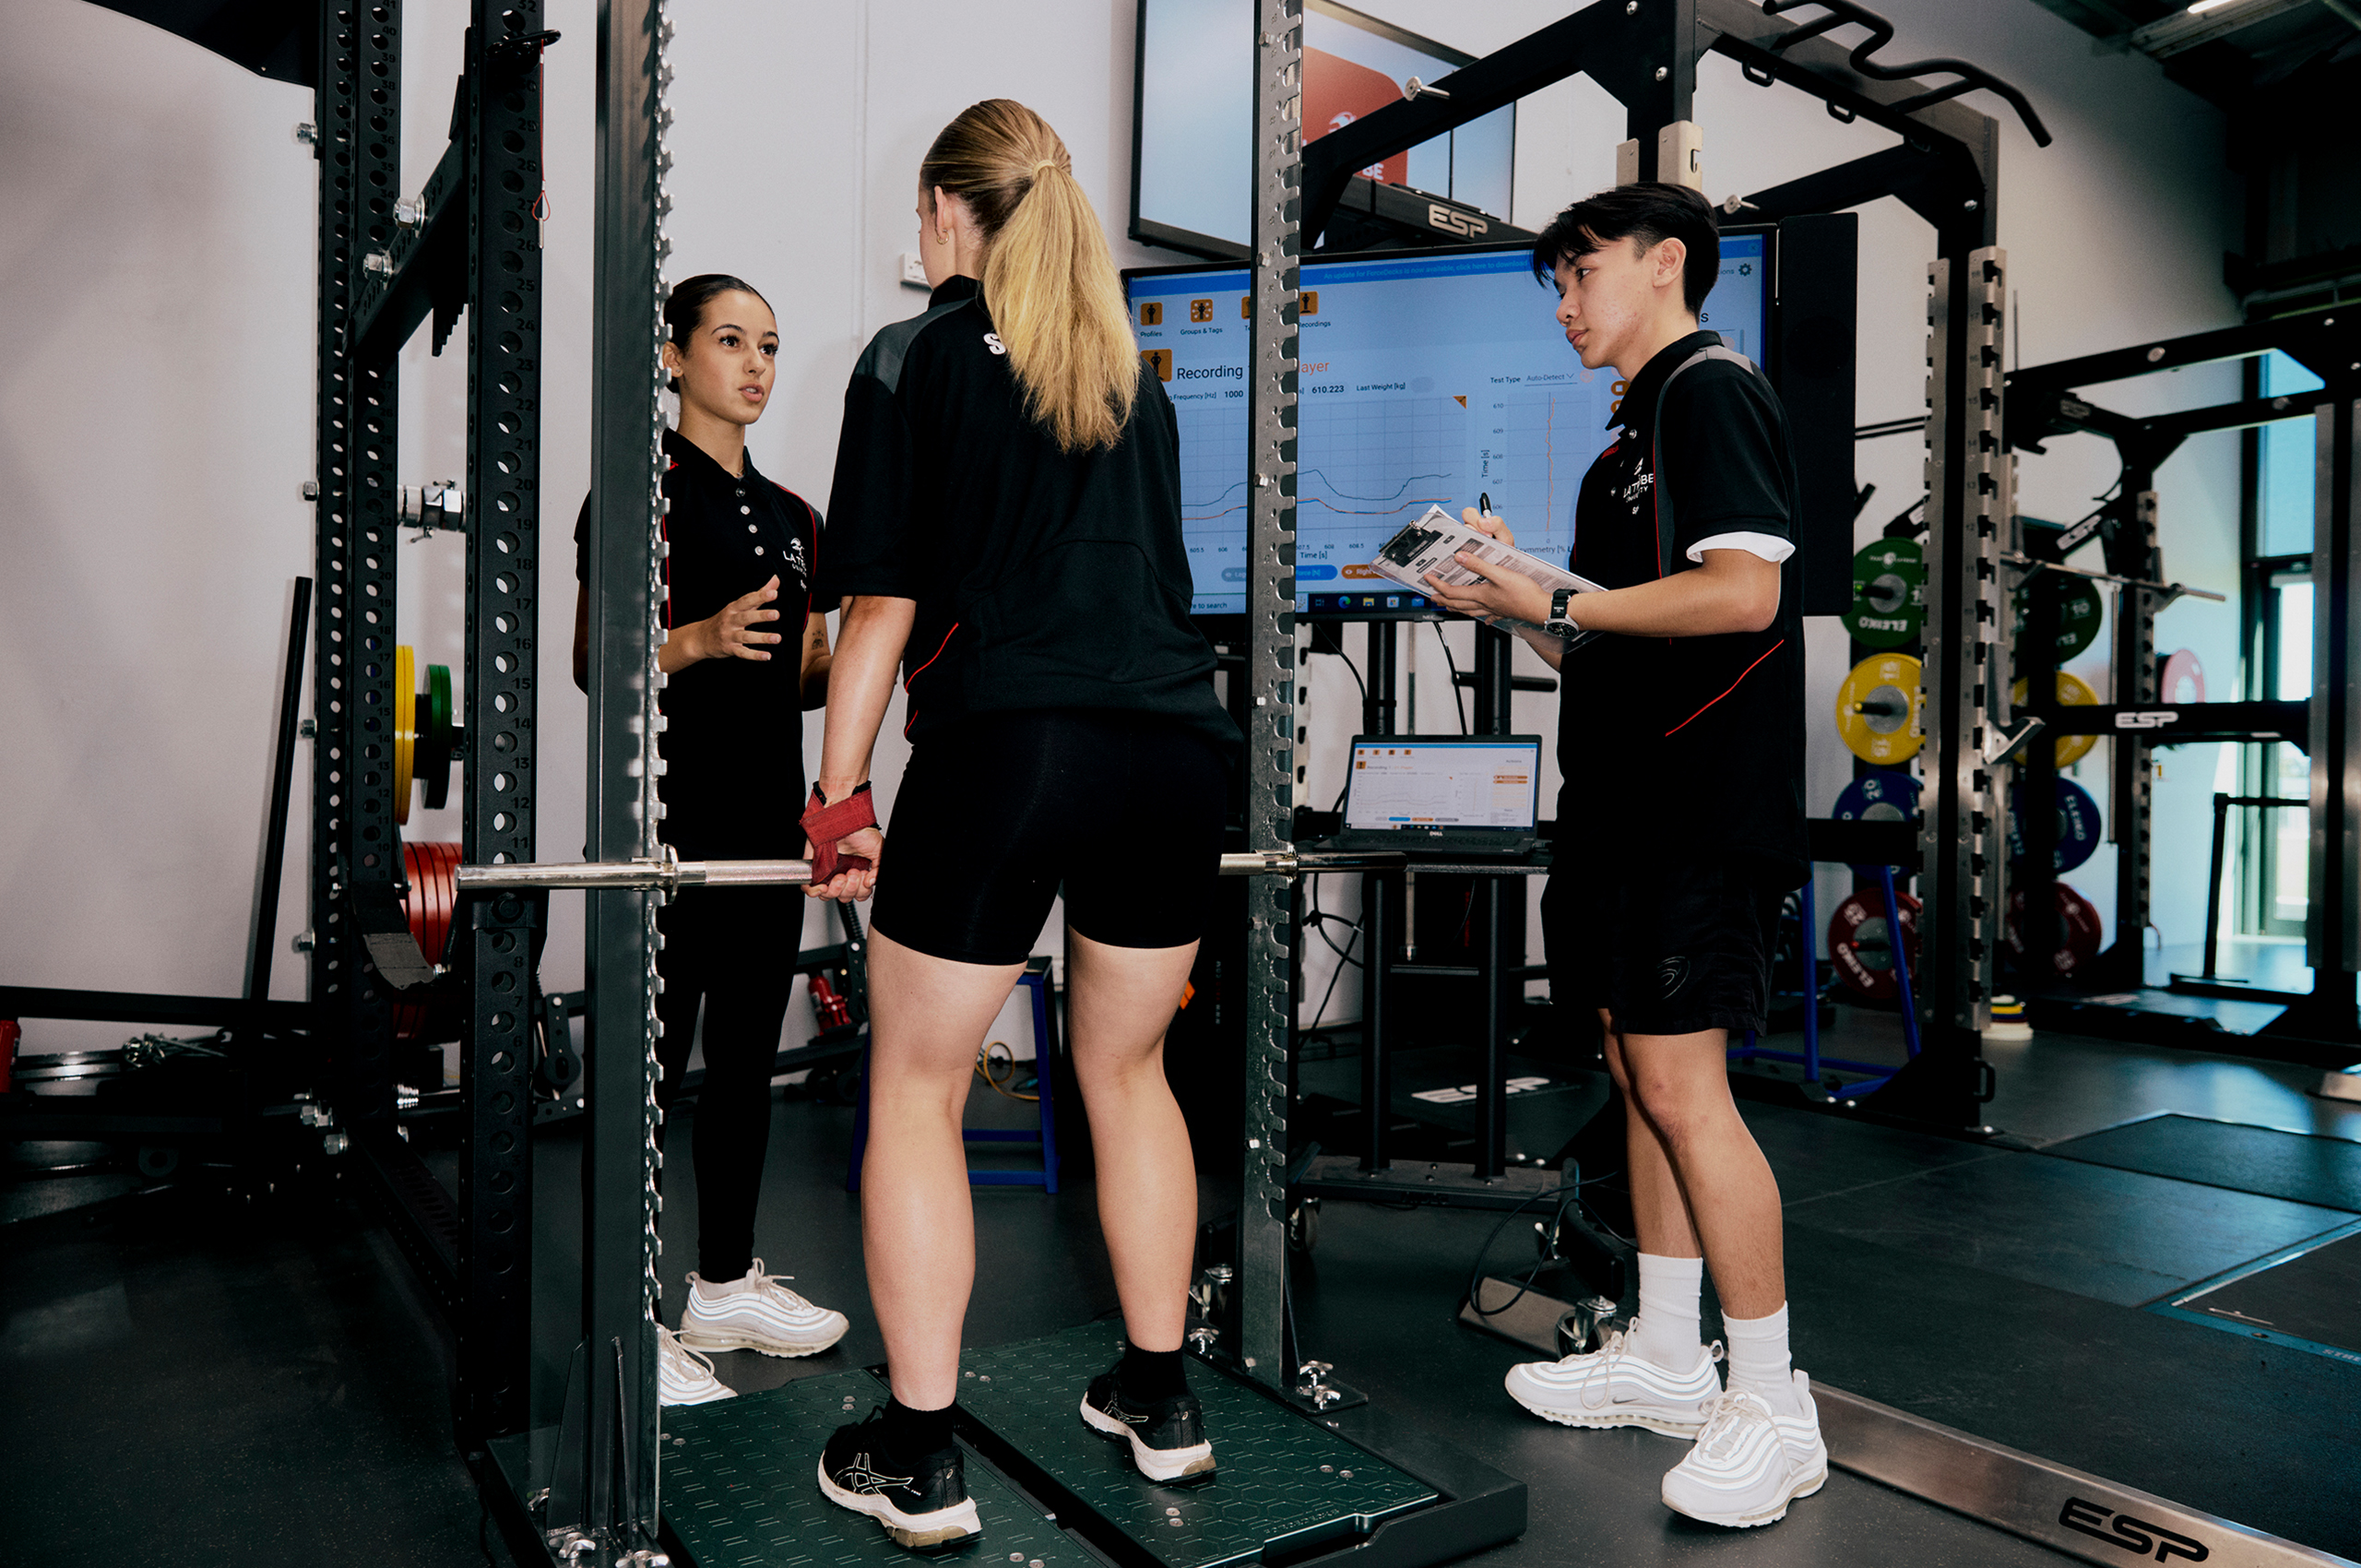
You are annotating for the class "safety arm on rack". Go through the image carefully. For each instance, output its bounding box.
[350,884,440,991]
[1983,718,2047,768]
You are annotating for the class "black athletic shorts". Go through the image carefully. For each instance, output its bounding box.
[872,708,1228,967]
[1542,858,1786,1037]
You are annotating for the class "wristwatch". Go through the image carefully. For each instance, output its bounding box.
[1541,588,1583,640]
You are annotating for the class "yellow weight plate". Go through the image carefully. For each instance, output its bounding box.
[1835,652,1924,765]
[2011,671,2100,767]
[394,643,416,826]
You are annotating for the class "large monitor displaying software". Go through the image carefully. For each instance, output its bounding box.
[1127,232,1773,617]
[1133,0,1514,257]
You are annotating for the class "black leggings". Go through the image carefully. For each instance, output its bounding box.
[654,882,800,1282]
[872,709,1229,967]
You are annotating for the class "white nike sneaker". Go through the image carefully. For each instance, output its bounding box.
[1503,1329,1724,1437]
[658,1325,736,1407]
[1659,1372,1828,1527]
[678,1259,850,1359]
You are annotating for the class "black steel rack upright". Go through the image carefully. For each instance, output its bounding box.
[306,0,552,1449]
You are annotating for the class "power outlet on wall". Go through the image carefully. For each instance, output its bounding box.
[898,253,930,289]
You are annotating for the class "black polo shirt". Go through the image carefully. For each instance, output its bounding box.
[817,275,1236,752]
[1557,330,1807,884]
[575,427,819,857]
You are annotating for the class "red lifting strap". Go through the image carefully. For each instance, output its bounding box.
[801,783,877,884]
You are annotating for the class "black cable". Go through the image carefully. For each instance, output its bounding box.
[1302,897,1360,1029]
[1431,624,1470,733]
[1462,1182,1575,1319]
[1305,874,1361,968]
[1305,647,1366,816]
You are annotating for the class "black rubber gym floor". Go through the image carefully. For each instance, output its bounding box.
[7,1028,2361,1566]
[2042,1111,2361,1212]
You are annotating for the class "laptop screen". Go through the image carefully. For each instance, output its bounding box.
[1344,736,1541,832]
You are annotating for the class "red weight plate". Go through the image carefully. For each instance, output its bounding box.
[393,841,427,1039]
[393,840,464,1044]
[1828,886,1922,1003]
[2005,882,2106,980]
[2161,647,2205,706]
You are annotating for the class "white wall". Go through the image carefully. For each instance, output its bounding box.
[0,0,2248,1062]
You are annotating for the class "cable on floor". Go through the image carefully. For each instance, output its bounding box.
[975,1039,1038,1102]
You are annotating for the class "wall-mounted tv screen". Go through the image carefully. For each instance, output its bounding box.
[1127,232,1774,619]
[1133,0,1516,258]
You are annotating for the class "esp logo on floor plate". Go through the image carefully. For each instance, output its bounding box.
[2058,1496,2209,1562]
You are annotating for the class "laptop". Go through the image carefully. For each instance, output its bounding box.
[1321,734,1547,857]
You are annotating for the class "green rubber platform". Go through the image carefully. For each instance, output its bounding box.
[660,1370,1088,1568]
[954,1324,1437,1568]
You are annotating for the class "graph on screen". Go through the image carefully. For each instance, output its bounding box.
[1131,235,1770,615]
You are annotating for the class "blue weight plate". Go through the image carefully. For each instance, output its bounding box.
[2008,778,2101,873]
[1833,770,1919,825]
[1832,770,1920,875]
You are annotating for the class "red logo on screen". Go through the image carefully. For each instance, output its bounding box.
[1304,48,1409,186]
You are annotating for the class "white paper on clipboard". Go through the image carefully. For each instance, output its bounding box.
[1370,505,1606,650]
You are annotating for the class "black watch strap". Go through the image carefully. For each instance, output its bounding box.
[1544,588,1581,638]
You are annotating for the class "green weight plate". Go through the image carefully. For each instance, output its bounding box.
[956,1324,1434,1568]
[662,1369,1089,1568]
[421,663,455,811]
[2012,575,2102,662]
[1845,539,1923,648]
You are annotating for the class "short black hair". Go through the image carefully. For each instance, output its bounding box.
[1531,183,1720,315]
[664,273,772,392]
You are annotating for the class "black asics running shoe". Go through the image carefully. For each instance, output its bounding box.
[1079,1366,1216,1482]
[816,1409,982,1551]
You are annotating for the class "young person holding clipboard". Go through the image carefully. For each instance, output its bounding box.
[1420,182,1819,1531]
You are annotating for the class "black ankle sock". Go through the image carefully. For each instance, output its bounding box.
[881,1396,955,1461]
[1119,1341,1188,1403]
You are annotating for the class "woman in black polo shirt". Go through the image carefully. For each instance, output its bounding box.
[570,274,848,1408]
[805,101,1238,1550]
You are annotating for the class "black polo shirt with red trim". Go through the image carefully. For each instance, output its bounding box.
[575,427,818,856]
[1557,329,1807,884]
[816,275,1236,753]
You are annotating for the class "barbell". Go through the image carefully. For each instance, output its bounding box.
[451,847,1403,895]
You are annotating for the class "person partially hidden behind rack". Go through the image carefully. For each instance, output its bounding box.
[1421,182,1819,1529]
[570,272,850,1407]
[801,100,1240,1553]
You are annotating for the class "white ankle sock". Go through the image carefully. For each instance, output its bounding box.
[1723,1302,1800,1411]
[1627,1253,1704,1372]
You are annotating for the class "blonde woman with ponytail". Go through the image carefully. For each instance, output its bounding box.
[806,101,1238,1550]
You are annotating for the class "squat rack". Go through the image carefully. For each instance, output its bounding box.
[2003,314,2361,1051]
[1279,0,2047,1148]
[297,4,2314,1566]
[504,0,2046,1553]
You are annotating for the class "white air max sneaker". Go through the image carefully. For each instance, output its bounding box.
[658,1325,736,1407]
[1659,1372,1828,1527]
[1503,1330,1724,1437]
[678,1259,849,1359]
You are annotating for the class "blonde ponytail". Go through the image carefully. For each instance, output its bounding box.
[920,101,1139,452]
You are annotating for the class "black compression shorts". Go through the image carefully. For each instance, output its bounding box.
[1542,859,1786,1037]
[871,709,1228,967]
